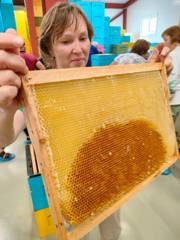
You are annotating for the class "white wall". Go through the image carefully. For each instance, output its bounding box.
[106,0,180,42]
[105,8,123,27]
[127,0,180,42]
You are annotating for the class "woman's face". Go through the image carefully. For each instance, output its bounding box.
[51,15,91,69]
[163,34,174,50]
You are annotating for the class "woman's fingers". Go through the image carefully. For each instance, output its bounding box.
[148,45,173,74]
[0,30,28,74]
[161,46,171,56]
[0,30,28,111]
[0,70,21,88]
[0,32,23,50]
[148,48,160,63]
[4,29,22,54]
[5,28,17,35]
[0,50,28,74]
[0,85,18,108]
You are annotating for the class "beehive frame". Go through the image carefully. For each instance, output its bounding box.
[21,63,179,240]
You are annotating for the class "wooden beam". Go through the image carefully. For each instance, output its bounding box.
[123,8,127,29]
[13,0,24,5]
[125,0,137,7]
[110,10,124,23]
[24,0,39,56]
[106,0,137,9]
[105,3,126,9]
[41,0,67,15]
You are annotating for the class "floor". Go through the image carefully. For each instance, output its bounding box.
[0,132,180,240]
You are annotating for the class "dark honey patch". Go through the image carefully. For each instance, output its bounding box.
[64,119,166,225]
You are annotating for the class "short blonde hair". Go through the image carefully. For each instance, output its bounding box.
[39,3,94,65]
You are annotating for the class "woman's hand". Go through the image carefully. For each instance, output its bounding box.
[0,29,28,113]
[148,43,173,74]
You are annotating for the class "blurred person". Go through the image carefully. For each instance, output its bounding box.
[112,39,150,65]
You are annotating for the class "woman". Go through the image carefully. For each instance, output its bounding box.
[0,3,121,240]
[112,39,150,65]
[162,26,180,146]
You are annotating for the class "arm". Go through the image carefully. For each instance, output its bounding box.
[0,109,25,148]
[148,44,173,73]
[111,61,118,65]
[0,29,28,147]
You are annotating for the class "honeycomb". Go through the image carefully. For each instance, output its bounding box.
[31,71,176,226]
[67,119,166,225]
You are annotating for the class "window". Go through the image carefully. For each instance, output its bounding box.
[141,17,157,37]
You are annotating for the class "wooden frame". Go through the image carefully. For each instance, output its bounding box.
[20,63,179,240]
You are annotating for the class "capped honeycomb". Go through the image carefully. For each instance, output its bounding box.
[31,70,176,226]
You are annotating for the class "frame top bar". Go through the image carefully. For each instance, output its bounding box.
[26,63,163,85]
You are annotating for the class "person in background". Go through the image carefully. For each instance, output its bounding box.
[86,44,99,66]
[162,25,180,145]
[112,39,150,65]
[36,57,47,70]
[20,43,46,70]
[0,147,15,162]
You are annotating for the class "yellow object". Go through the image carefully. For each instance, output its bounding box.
[121,29,126,36]
[34,208,55,238]
[21,64,178,239]
[14,10,31,53]
[33,0,43,37]
[33,0,43,16]
[127,42,134,49]
[30,66,177,226]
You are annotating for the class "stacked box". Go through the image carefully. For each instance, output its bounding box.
[75,1,92,23]
[111,44,129,54]
[0,9,4,32]
[109,26,121,37]
[0,0,16,30]
[110,36,123,45]
[28,175,49,211]
[91,54,117,66]
[69,0,79,2]
[104,17,110,53]
[72,1,105,45]
[109,28,130,45]
[28,175,55,237]
[106,26,131,53]
[91,2,105,45]
[104,16,110,35]
[104,45,111,54]
[26,143,55,238]
[120,35,131,43]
